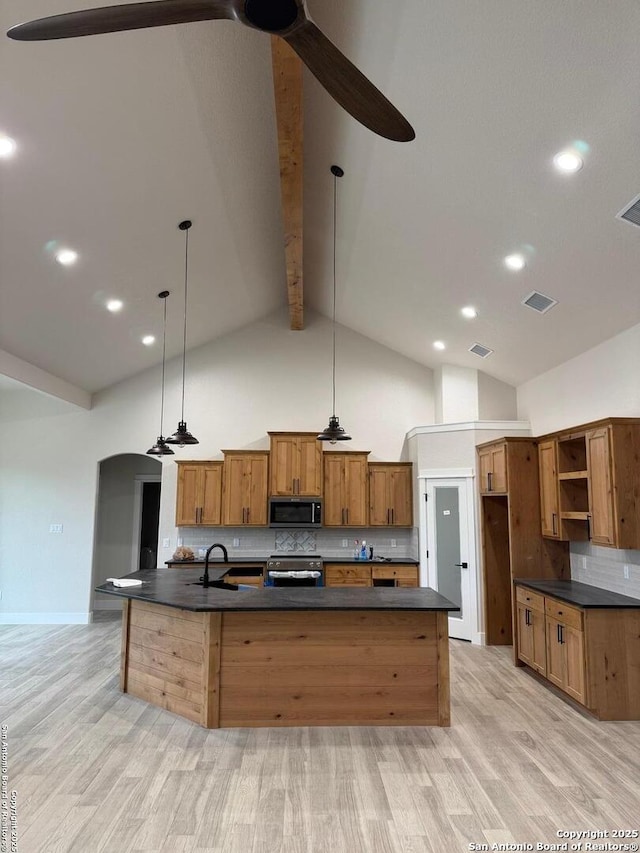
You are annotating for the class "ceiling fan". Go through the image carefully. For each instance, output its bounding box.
[7,0,415,142]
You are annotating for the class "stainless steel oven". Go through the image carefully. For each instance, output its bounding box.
[265,555,324,587]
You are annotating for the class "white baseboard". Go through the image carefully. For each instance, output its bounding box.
[473,631,485,646]
[0,612,91,625]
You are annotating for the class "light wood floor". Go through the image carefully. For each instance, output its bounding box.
[1,614,639,853]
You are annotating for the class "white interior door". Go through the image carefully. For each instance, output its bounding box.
[425,478,474,641]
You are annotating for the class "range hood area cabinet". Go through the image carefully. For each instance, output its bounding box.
[537,419,640,549]
[477,438,569,648]
[368,463,413,527]
[268,432,323,497]
[221,450,269,526]
[323,452,370,527]
[175,462,223,526]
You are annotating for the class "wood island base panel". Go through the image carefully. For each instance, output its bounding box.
[120,599,451,728]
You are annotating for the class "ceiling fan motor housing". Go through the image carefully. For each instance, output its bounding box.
[244,0,299,32]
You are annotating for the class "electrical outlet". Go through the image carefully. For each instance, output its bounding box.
[342,539,348,547]
[391,539,397,548]
[49,523,63,534]
[581,556,587,570]
[624,564,630,580]
[177,537,183,547]
[162,538,170,548]
[233,538,240,547]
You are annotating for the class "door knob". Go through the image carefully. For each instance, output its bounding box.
[454,562,468,569]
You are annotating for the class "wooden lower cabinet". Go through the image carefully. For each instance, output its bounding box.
[515,587,640,720]
[324,563,418,588]
[515,588,546,676]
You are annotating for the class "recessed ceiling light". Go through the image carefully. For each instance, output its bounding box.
[0,135,17,158]
[461,306,477,319]
[142,335,155,346]
[433,340,446,351]
[106,299,123,313]
[504,253,526,271]
[56,249,78,266]
[553,149,583,173]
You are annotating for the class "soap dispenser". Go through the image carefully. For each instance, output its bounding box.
[360,539,367,560]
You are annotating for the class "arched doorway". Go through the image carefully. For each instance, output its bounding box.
[91,453,162,613]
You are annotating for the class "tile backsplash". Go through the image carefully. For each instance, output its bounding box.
[177,527,418,561]
[570,541,640,600]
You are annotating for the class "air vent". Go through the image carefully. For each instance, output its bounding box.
[617,193,640,228]
[469,343,493,358]
[522,291,558,314]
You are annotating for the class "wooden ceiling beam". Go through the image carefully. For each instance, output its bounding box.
[271,36,304,331]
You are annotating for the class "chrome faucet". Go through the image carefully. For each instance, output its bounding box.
[202,543,229,588]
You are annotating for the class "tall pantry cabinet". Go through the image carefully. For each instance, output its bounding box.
[477,438,569,650]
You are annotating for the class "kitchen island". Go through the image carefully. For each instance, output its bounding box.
[96,568,458,729]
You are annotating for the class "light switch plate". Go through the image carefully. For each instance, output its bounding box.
[624,564,630,580]
[162,538,170,548]
[233,538,240,547]
[391,539,397,548]
[342,539,348,547]
[49,523,63,534]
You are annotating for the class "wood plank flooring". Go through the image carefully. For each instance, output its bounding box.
[1,614,639,852]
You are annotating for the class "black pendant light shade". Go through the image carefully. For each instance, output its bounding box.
[146,290,174,456]
[166,219,199,446]
[147,436,174,456]
[317,415,351,443]
[318,165,351,444]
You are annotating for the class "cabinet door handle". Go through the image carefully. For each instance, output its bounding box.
[346,508,349,524]
[387,508,390,524]
[242,507,246,524]
[560,625,564,645]
[586,514,591,540]
[552,512,557,535]
[246,507,250,524]
[391,508,395,524]
[487,472,492,492]
[525,608,530,627]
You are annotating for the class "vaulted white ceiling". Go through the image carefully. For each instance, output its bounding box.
[3,0,640,394]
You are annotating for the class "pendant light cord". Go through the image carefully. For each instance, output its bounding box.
[332,170,337,418]
[180,227,189,421]
[160,294,168,436]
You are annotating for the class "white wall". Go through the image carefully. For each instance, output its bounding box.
[0,308,435,621]
[477,372,517,421]
[517,320,640,435]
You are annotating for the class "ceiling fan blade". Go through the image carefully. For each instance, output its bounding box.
[7,0,234,41]
[283,20,415,142]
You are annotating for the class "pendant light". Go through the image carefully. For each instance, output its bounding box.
[166,219,199,446]
[147,290,175,456]
[317,165,352,444]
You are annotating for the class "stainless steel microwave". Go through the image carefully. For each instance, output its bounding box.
[268,497,322,528]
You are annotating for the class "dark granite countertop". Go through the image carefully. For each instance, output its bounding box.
[514,579,640,608]
[323,558,419,565]
[96,568,458,613]
[166,557,418,566]
[165,559,266,566]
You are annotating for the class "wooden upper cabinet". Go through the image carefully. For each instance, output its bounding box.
[478,442,507,494]
[222,451,269,526]
[586,427,616,547]
[368,463,413,526]
[268,432,322,496]
[538,439,561,539]
[534,419,640,549]
[323,452,369,527]
[175,462,223,526]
